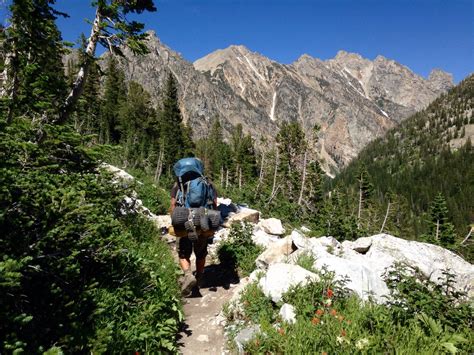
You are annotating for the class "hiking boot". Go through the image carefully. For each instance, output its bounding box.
[180,271,196,296]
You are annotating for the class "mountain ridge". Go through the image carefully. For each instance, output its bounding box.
[110,31,454,173]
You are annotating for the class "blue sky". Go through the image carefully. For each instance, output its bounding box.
[1,0,473,82]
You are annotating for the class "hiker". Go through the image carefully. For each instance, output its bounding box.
[170,158,218,294]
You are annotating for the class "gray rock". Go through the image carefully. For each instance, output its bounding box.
[256,236,294,270]
[234,325,260,354]
[279,303,297,324]
[259,218,285,235]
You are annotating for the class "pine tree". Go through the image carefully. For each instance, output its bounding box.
[424,193,457,247]
[59,0,156,123]
[159,73,193,170]
[1,0,67,121]
[118,81,156,168]
[101,56,126,143]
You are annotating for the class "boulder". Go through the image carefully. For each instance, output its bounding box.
[252,226,280,248]
[292,233,474,301]
[150,214,171,229]
[259,263,319,303]
[222,208,260,227]
[259,218,285,235]
[279,303,296,324]
[342,237,372,254]
[234,325,260,354]
[256,236,294,269]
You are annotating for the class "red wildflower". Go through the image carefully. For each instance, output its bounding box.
[327,288,334,298]
[315,309,324,316]
[329,309,337,317]
[311,317,321,325]
[341,329,347,337]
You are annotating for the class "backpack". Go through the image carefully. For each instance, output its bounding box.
[173,157,216,209]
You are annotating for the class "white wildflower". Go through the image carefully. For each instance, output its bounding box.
[356,338,369,349]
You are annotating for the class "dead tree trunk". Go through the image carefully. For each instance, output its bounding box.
[460,227,473,245]
[270,151,279,198]
[297,150,307,205]
[255,150,265,197]
[435,219,440,241]
[357,185,363,229]
[380,202,391,233]
[225,169,229,189]
[57,8,102,124]
[220,166,224,186]
[238,166,242,190]
[1,28,19,124]
[154,147,164,183]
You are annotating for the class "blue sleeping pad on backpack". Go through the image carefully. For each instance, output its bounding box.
[173,157,204,178]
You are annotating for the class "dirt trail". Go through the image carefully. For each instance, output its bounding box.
[168,241,241,355]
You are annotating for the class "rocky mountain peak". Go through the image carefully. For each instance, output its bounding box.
[112,34,455,174]
[428,68,454,92]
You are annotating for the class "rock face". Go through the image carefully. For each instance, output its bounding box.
[111,32,453,173]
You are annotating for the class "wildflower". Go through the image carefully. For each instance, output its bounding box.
[278,328,285,335]
[341,329,347,337]
[337,315,344,322]
[327,288,334,298]
[323,298,332,306]
[336,336,344,344]
[356,338,369,349]
[322,352,328,355]
[330,309,337,317]
[315,309,324,316]
[311,317,320,325]
[255,339,260,346]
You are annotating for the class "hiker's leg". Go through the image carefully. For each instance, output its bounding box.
[194,237,208,287]
[177,237,192,272]
[178,237,195,295]
[196,257,206,275]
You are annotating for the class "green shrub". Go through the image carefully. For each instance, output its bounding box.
[230,263,473,354]
[0,120,181,353]
[217,222,263,276]
[384,263,472,330]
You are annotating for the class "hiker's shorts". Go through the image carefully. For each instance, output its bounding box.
[177,236,208,260]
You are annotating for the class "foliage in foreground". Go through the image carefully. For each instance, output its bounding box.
[226,265,473,354]
[0,120,181,353]
[217,222,263,276]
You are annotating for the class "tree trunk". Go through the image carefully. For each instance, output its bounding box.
[435,219,440,241]
[225,169,229,189]
[297,150,307,205]
[1,29,19,124]
[57,8,102,124]
[154,147,164,183]
[380,202,391,233]
[238,166,242,190]
[255,150,265,197]
[220,166,224,186]
[460,227,473,245]
[271,151,279,198]
[357,182,363,229]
